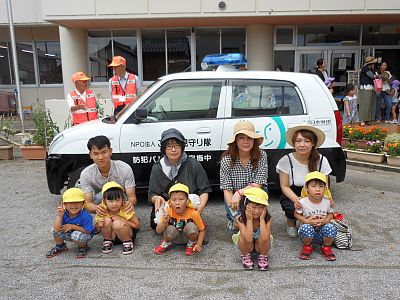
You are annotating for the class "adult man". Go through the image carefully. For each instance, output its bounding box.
[108,56,141,115]
[79,135,137,214]
[66,72,98,126]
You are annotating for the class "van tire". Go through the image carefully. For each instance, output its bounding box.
[67,167,86,189]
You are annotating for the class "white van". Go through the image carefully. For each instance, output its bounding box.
[46,71,346,194]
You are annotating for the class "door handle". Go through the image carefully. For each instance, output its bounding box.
[197,127,211,134]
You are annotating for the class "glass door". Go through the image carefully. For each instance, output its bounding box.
[297,50,327,73]
[330,50,359,93]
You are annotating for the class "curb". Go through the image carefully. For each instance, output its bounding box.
[346,159,400,173]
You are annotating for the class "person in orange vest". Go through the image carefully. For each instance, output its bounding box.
[108,56,141,115]
[67,72,99,126]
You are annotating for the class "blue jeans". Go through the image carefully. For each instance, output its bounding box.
[376,92,392,121]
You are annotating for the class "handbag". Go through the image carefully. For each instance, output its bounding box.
[374,78,383,93]
[330,213,353,250]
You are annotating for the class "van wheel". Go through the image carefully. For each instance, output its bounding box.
[67,167,86,189]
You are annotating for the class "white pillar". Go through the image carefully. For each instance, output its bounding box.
[59,27,88,96]
[247,25,273,71]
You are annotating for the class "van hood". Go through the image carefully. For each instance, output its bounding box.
[48,119,120,155]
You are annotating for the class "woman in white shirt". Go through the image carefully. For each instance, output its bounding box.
[276,124,332,238]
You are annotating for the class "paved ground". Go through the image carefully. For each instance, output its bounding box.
[0,160,399,299]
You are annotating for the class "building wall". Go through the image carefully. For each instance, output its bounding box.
[39,0,399,19]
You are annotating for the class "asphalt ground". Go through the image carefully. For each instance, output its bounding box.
[0,160,399,299]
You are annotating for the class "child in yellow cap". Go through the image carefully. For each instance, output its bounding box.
[46,188,94,259]
[96,181,140,255]
[154,183,205,256]
[234,187,272,271]
[294,171,337,261]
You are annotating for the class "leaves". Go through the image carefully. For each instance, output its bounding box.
[31,104,59,146]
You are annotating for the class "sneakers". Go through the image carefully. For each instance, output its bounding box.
[321,245,336,261]
[287,226,298,238]
[185,241,196,256]
[392,119,398,124]
[76,246,89,259]
[46,243,68,258]
[385,120,391,123]
[154,240,172,255]
[122,240,134,255]
[257,255,269,271]
[101,240,113,254]
[241,253,254,270]
[299,245,313,260]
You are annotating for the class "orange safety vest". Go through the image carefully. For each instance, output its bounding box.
[110,73,137,108]
[70,89,98,125]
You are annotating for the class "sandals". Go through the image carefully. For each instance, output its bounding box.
[122,240,134,255]
[46,244,68,258]
[258,255,269,271]
[321,246,336,261]
[101,240,113,254]
[241,253,254,270]
[76,246,89,259]
[299,245,313,260]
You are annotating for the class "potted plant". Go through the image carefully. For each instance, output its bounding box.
[347,125,368,149]
[20,104,59,160]
[0,114,15,160]
[345,139,385,164]
[386,143,400,167]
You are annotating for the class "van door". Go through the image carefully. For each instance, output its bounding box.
[119,79,227,187]
[222,79,308,186]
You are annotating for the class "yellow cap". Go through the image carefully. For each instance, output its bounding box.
[63,188,85,203]
[305,171,327,184]
[168,183,189,196]
[101,181,124,195]
[243,187,269,206]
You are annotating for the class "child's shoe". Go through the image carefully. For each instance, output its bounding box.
[240,253,254,270]
[185,241,196,256]
[154,240,172,255]
[122,240,134,255]
[46,243,68,258]
[76,246,89,259]
[321,245,336,261]
[299,244,313,260]
[257,255,269,271]
[101,240,113,254]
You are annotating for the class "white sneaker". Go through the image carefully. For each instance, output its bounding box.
[385,120,391,123]
[392,119,398,124]
[287,226,298,238]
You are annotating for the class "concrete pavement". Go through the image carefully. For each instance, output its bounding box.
[0,160,399,299]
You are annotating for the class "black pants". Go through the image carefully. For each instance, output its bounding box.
[279,185,302,221]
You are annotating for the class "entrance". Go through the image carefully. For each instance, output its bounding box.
[297,49,359,95]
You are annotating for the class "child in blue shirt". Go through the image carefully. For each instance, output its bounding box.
[46,188,94,259]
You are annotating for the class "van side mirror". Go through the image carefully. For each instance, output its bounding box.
[134,108,148,122]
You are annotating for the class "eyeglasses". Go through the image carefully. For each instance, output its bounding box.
[166,144,180,150]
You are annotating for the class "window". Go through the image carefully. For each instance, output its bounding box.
[16,42,35,84]
[142,30,166,81]
[276,28,294,45]
[113,30,138,76]
[89,30,113,82]
[363,25,400,46]
[231,80,303,117]
[36,41,62,84]
[274,50,295,72]
[0,42,13,85]
[297,25,360,46]
[139,80,222,122]
[167,29,191,74]
[196,28,246,71]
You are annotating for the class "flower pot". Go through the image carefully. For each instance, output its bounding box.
[0,145,13,160]
[352,139,368,150]
[19,145,47,160]
[386,155,400,167]
[344,149,385,164]
[341,138,349,147]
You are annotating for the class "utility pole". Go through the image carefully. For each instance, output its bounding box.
[6,0,25,134]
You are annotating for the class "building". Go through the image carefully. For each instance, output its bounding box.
[1,0,400,107]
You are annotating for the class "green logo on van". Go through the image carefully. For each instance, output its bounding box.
[262,116,286,149]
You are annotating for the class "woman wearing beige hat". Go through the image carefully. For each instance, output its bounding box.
[359,56,378,125]
[276,124,332,238]
[220,120,268,231]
